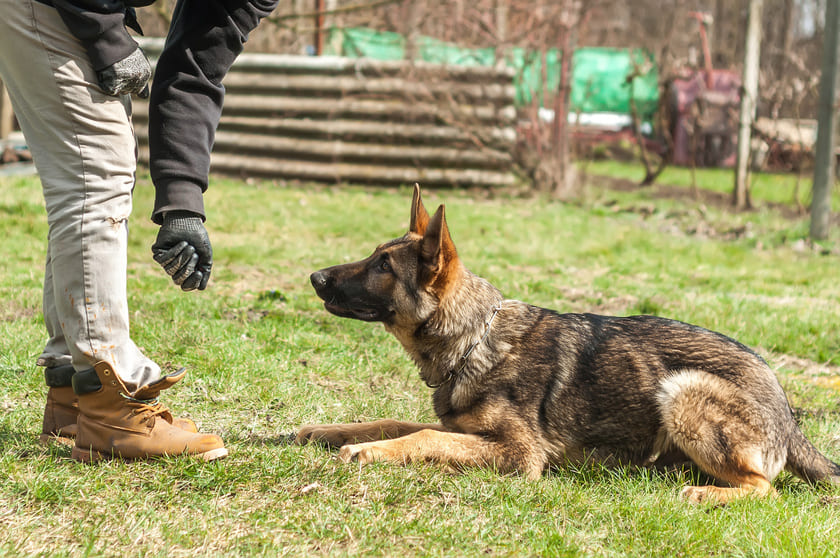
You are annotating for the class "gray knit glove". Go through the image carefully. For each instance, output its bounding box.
[152,212,212,291]
[96,47,151,98]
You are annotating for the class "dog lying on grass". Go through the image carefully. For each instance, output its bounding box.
[298,185,840,504]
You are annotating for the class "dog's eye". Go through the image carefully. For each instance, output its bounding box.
[378,258,391,273]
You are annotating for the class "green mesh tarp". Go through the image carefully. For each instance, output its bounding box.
[327,27,406,60]
[325,27,659,118]
[570,47,658,117]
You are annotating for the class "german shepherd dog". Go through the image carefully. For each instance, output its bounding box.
[298,185,840,504]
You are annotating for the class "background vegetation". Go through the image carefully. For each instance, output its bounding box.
[0,166,838,556]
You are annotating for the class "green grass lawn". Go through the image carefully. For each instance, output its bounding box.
[0,166,838,556]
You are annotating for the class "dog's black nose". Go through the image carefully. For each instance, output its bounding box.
[310,270,330,290]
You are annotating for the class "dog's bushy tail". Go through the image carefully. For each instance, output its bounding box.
[785,425,840,485]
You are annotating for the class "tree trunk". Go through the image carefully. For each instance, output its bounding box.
[810,0,840,241]
[733,0,762,210]
[551,2,580,198]
[776,0,794,83]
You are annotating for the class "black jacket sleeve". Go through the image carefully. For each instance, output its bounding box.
[148,0,278,224]
[50,0,139,71]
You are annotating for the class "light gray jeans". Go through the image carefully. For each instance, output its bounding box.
[0,0,160,390]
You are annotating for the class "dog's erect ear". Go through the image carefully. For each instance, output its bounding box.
[410,183,430,235]
[421,204,458,275]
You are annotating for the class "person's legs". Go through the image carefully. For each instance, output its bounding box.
[0,0,159,389]
[0,0,224,459]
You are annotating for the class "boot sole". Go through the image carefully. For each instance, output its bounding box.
[71,446,229,463]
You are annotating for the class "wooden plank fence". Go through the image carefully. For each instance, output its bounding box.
[134,38,518,187]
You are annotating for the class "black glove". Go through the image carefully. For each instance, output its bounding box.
[152,211,212,291]
[96,47,151,98]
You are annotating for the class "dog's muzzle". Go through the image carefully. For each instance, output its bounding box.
[310,269,393,322]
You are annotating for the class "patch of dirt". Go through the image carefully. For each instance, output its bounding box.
[584,175,840,254]
[212,265,302,298]
[601,176,806,218]
[595,174,840,227]
[766,352,840,379]
[555,284,640,316]
[0,300,38,322]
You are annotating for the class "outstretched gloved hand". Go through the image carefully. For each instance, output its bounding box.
[152,211,213,291]
[96,47,152,98]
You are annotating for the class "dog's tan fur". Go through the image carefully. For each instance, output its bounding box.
[299,185,840,504]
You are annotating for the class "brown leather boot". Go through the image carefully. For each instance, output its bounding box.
[70,362,227,463]
[40,364,78,445]
[39,364,198,445]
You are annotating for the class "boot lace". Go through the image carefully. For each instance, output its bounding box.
[121,393,171,423]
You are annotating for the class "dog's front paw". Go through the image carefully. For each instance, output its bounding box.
[680,485,722,506]
[681,486,707,504]
[338,442,386,464]
[295,425,349,448]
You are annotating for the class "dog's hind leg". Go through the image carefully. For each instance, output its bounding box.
[679,471,776,504]
[656,370,782,505]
